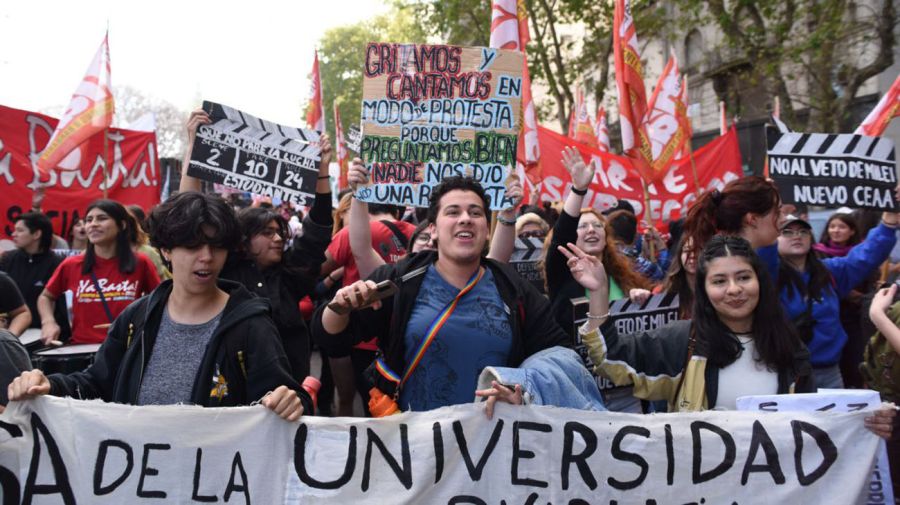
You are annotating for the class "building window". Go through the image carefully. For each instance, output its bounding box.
[685,29,703,74]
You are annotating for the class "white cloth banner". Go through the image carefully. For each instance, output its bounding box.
[736,389,894,505]
[0,396,883,504]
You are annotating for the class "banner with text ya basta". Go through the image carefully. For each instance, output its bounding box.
[533,126,743,228]
[0,396,881,504]
[0,104,160,241]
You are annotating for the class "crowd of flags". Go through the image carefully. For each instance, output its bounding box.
[27,12,900,194]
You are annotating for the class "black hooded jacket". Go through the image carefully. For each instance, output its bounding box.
[47,279,311,413]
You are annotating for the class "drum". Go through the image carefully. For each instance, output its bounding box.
[33,343,102,375]
[19,328,43,352]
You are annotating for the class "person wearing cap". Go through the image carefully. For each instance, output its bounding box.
[776,211,898,388]
[515,212,549,241]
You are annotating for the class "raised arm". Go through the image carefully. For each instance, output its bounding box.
[178,109,211,194]
[545,148,595,296]
[346,158,385,279]
[487,176,522,263]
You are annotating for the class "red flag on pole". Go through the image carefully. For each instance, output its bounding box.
[305,51,325,132]
[491,0,541,183]
[37,33,114,175]
[333,102,348,190]
[613,0,654,181]
[595,107,610,152]
[568,88,599,149]
[855,74,900,137]
[646,51,687,172]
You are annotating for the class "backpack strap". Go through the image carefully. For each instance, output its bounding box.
[380,220,410,252]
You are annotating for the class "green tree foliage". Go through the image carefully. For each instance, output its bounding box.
[677,0,896,132]
[315,4,428,143]
[400,0,667,132]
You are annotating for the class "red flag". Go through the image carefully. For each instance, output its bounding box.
[533,126,743,228]
[646,51,687,172]
[595,107,611,152]
[613,0,654,181]
[37,34,114,175]
[333,102,348,190]
[568,88,599,149]
[855,73,900,137]
[305,51,325,132]
[491,0,541,183]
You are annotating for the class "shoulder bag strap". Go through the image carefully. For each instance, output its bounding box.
[90,269,115,324]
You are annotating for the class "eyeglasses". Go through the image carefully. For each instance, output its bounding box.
[519,230,546,240]
[781,228,811,238]
[577,222,604,231]
[414,233,431,243]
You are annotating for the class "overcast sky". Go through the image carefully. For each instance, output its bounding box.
[0,0,387,126]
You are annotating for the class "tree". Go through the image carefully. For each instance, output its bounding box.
[679,0,896,132]
[400,0,668,133]
[314,4,429,143]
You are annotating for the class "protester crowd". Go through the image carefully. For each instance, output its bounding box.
[3,111,900,495]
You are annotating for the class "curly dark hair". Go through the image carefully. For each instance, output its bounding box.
[147,192,241,253]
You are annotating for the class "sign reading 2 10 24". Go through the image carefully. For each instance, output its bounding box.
[357,42,524,210]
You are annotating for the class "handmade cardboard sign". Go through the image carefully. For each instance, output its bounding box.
[0,396,881,504]
[768,130,898,211]
[186,101,321,206]
[357,43,523,209]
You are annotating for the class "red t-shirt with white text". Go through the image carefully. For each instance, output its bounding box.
[327,220,417,286]
[327,220,416,351]
[46,253,161,344]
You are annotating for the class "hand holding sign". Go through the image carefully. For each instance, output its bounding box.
[348,158,369,192]
[260,385,305,422]
[185,109,211,149]
[504,175,523,208]
[7,369,51,401]
[865,406,897,439]
[475,380,523,420]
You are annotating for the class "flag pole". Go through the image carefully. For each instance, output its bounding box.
[639,179,657,261]
[102,127,109,199]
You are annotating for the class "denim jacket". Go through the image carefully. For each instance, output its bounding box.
[475,346,607,411]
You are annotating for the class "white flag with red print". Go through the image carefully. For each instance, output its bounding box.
[37,34,114,174]
[491,0,541,179]
[305,51,324,132]
[646,51,687,170]
[595,107,610,152]
[613,0,654,181]
[568,88,599,149]
[855,73,900,137]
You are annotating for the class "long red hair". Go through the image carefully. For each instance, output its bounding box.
[682,176,780,254]
[544,208,650,292]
